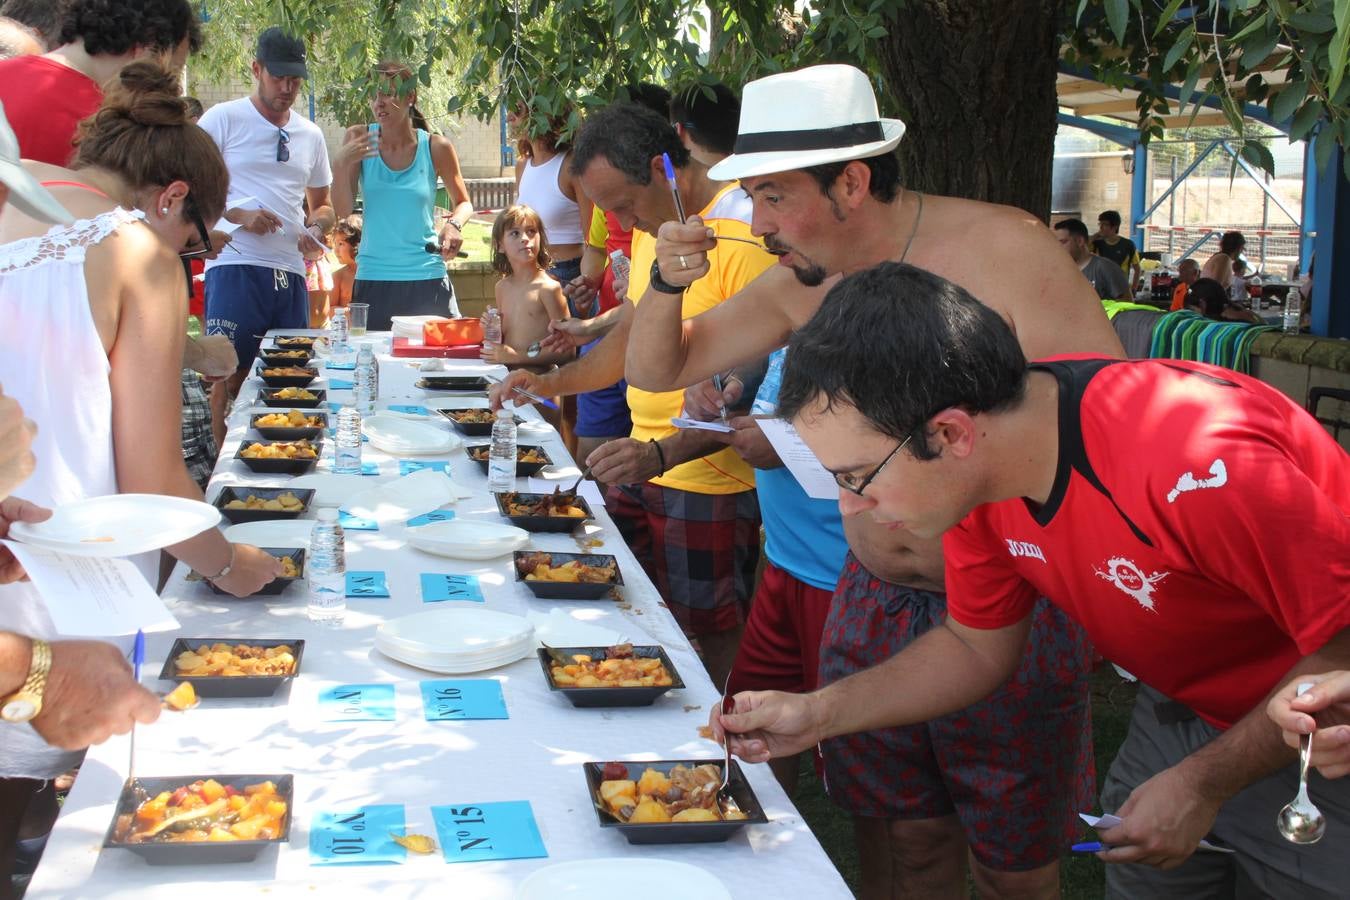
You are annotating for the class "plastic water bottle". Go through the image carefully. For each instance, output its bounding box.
[487,404,517,492]
[333,407,362,474]
[354,343,378,414]
[482,306,502,347]
[1283,286,1302,334]
[609,249,631,282]
[329,307,350,356]
[306,508,346,626]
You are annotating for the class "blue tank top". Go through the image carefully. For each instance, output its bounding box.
[751,349,850,591]
[356,129,444,282]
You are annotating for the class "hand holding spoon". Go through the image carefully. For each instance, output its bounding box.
[1278,682,1327,844]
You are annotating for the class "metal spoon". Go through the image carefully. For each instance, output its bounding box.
[717,671,735,794]
[551,462,594,507]
[1277,681,1327,844]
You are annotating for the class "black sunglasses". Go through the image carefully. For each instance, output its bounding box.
[276,127,290,163]
[177,194,213,260]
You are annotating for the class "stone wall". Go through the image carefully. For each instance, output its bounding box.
[1251,333,1350,451]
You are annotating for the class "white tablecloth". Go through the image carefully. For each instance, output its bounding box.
[25,334,851,899]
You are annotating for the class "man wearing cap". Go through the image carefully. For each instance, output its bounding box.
[0,0,200,166]
[627,64,1123,897]
[200,26,334,446]
[0,102,163,885]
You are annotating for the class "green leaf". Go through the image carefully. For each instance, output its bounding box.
[1290,98,1324,141]
[1177,60,1202,112]
[1163,25,1193,71]
[1239,27,1280,70]
[1315,125,1336,172]
[1329,0,1350,100]
[1289,12,1336,33]
[1239,139,1275,175]
[1227,11,1268,43]
[1153,0,1187,37]
[1105,0,1129,44]
[1076,0,1091,27]
[1270,79,1308,123]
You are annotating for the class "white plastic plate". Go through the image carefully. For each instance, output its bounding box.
[9,494,220,558]
[362,414,459,456]
[222,519,313,548]
[405,520,528,560]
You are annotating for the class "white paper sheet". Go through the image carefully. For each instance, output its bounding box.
[1079,813,1234,853]
[2,541,178,636]
[233,194,307,243]
[752,415,839,501]
[670,416,735,434]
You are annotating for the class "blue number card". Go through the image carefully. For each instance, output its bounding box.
[319,683,396,722]
[406,509,455,527]
[329,378,355,390]
[399,459,449,475]
[346,570,389,598]
[337,510,380,531]
[430,801,547,863]
[387,404,429,416]
[420,573,483,603]
[310,804,406,865]
[420,679,508,721]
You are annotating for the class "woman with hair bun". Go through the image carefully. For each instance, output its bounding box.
[331,60,475,331]
[0,60,283,845]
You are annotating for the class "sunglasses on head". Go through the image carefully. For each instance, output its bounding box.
[276,127,290,163]
[177,194,213,260]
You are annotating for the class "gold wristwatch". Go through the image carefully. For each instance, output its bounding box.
[2,638,51,723]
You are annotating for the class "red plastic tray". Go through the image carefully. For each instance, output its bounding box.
[391,337,482,359]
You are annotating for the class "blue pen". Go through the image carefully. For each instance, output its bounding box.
[128,629,145,779]
[661,152,687,224]
[1071,841,1105,853]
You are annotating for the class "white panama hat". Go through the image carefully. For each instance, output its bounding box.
[708,64,906,182]
[0,100,73,226]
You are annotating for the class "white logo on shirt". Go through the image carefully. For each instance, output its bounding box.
[1094,557,1169,612]
[1167,458,1227,504]
[1005,539,1047,563]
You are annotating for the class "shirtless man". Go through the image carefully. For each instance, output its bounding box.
[626,65,1124,899]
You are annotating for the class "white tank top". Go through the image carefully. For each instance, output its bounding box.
[517,151,584,250]
[0,207,151,779]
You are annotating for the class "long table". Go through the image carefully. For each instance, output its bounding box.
[25,334,851,898]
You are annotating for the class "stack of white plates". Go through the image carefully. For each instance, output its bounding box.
[362,414,459,455]
[376,608,535,674]
[405,520,528,559]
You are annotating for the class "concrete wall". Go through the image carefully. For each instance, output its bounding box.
[1250,336,1350,451]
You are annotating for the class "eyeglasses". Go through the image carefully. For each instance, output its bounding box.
[177,194,213,260]
[276,127,290,162]
[835,434,913,497]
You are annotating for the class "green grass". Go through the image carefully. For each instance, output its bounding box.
[791,666,1139,898]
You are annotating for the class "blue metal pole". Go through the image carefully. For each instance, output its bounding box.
[1308,133,1346,337]
[1301,135,1319,274]
[1130,142,1147,248]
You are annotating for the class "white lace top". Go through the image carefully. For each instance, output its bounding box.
[0,207,149,779]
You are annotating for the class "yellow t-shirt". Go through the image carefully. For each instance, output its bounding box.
[587,206,608,250]
[626,182,775,495]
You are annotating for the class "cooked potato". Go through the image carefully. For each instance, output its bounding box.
[672,808,719,822]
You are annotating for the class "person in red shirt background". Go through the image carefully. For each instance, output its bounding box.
[0,0,199,166]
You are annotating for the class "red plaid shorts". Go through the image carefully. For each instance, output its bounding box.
[820,552,1096,871]
[604,482,760,638]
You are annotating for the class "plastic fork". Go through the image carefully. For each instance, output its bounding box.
[718,671,735,793]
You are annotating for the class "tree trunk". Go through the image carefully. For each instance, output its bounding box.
[876,1,1062,220]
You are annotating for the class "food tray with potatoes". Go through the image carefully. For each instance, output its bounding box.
[466,443,552,477]
[435,407,520,436]
[256,364,319,388]
[102,774,293,864]
[537,644,683,707]
[250,409,327,441]
[258,387,326,409]
[156,638,304,698]
[493,491,594,532]
[212,487,314,524]
[235,439,321,474]
[513,550,622,600]
[258,347,314,368]
[583,760,767,844]
[206,548,303,597]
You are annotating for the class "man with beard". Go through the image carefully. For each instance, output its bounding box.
[626,64,1124,898]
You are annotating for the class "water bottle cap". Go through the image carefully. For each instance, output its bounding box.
[496,405,514,418]
[317,507,338,522]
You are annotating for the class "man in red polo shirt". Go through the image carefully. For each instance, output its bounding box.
[720,262,1350,899]
[0,0,199,165]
